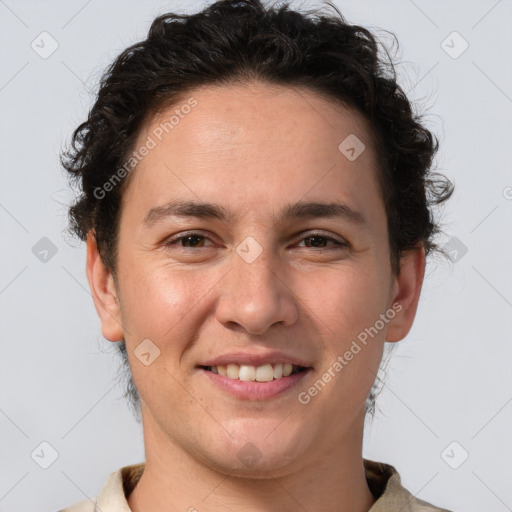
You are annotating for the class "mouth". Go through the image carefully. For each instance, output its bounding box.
[198,363,312,401]
[200,363,308,382]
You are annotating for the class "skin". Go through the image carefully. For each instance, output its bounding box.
[86,81,425,512]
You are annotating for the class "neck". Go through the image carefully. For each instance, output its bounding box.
[128,413,376,512]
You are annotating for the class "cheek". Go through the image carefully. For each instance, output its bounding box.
[299,263,391,344]
[117,260,212,349]
[298,261,391,403]
[117,265,212,403]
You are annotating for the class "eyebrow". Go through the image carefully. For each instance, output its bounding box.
[143,199,368,229]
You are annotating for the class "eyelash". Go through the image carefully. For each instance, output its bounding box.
[163,231,348,251]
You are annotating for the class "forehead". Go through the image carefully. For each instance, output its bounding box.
[123,81,384,228]
[145,81,376,167]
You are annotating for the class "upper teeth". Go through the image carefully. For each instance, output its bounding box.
[208,363,299,381]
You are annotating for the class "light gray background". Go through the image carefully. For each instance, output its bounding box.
[1,1,511,511]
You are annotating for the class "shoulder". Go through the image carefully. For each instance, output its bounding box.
[364,458,453,512]
[57,462,145,512]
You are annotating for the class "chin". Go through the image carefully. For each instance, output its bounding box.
[201,419,311,476]
[206,448,305,479]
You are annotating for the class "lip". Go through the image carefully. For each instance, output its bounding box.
[200,366,312,400]
[199,350,313,368]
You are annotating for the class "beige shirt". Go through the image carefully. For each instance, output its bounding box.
[59,458,452,512]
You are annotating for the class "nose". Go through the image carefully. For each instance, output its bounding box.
[214,248,299,335]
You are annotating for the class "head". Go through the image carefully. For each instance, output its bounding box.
[63,0,453,472]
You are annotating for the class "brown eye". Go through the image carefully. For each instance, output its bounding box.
[179,235,205,247]
[164,232,214,249]
[303,236,330,248]
[297,233,347,249]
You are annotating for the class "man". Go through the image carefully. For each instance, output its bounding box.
[60,0,454,510]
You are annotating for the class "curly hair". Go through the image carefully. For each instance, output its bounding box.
[62,0,453,422]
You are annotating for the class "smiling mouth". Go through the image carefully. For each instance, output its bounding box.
[200,363,308,382]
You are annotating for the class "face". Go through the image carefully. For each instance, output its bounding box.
[87,81,424,477]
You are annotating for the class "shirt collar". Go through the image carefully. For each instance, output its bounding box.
[91,458,449,512]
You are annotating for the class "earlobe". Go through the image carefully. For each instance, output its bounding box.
[385,244,426,343]
[85,232,125,342]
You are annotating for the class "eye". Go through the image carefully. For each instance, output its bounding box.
[163,231,348,251]
[295,233,348,250]
[164,232,215,249]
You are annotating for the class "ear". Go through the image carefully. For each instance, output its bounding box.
[86,232,125,342]
[385,244,426,343]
